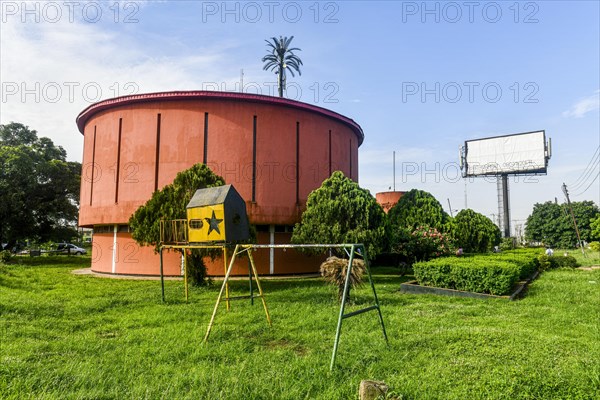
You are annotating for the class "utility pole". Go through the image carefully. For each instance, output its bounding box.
[562,183,586,256]
[447,198,454,218]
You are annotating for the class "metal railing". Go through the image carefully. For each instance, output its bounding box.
[159,219,188,244]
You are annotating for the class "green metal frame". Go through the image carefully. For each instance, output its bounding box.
[330,244,388,369]
[159,242,388,370]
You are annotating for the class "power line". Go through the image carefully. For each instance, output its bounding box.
[572,171,600,197]
[570,146,599,187]
[573,160,600,190]
[570,146,600,190]
[571,156,599,191]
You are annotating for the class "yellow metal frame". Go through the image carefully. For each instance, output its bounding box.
[203,244,272,342]
[159,244,231,307]
[159,243,269,316]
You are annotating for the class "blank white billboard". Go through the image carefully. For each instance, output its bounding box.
[463,130,549,176]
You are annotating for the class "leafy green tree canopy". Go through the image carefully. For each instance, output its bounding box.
[450,209,501,253]
[525,201,599,248]
[291,171,387,259]
[591,215,600,241]
[388,189,449,231]
[129,163,225,248]
[129,164,226,285]
[0,122,80,246]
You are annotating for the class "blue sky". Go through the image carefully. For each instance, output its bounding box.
[1,1,599,233]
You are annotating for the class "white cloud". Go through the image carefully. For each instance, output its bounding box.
[0,14,237,162]
[562,90,600,118]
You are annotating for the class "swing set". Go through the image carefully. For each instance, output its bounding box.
[158,185,388,370]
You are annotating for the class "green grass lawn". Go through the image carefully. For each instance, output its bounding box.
[561,248,600,267]
[1,256,599,399]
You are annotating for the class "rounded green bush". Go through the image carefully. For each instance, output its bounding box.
[0,250,11,264]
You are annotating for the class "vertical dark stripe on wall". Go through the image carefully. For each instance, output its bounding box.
[349,139,352,178]
[90,126,97,206]
[115,118,123,203]
[252,115,257,202]
[154,113,162,192]
[296,122,300,205]
[328,129,332,176]
[203,112,208,164]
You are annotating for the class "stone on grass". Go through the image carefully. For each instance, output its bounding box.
[359,380,388,400]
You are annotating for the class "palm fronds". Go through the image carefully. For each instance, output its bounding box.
[261,35,303,97]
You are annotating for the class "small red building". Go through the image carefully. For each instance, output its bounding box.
[77,91,363,276]
[376,191,405,213]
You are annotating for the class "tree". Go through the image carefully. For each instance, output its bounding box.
[291,171,387,260]
[129,163,225,284]
[0,122,81,247]
[525,201,599,248]
[392,226,454,264]
[262,35,303,97]
[387,189,449,231]
[591,215,600,241]
[570,201,600,244]
[450,209,501,253]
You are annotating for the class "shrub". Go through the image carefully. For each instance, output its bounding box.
[387,189,449,232]
[537,254,579,270]
[0,250,11,263]
[292,171,387,260]
[450,209,501,253]
[391,226,453,264]
[499,237,517,251]
[490,252,539,280]
[413,257,520,295]
[550,255,579,269]
[589,241,600,252]
[537,254,552,271]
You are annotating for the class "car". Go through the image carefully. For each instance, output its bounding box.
[55,243,87,255]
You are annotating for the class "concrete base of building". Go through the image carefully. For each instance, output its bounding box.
[89,229,325,276]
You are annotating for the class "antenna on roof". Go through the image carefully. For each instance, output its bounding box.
[240,69,244,93]
[393,151,396,191]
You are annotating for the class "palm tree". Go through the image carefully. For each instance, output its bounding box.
[262,36,303,97]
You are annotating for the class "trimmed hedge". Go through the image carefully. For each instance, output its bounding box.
[550,255,579,269]
[489,252,539,280]
[413,257,520,296]
[537,254,579,270]
[410,250,574,296]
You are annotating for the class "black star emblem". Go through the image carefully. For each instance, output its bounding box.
[205,210,223,236]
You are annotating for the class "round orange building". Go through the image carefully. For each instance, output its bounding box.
[77,91,363,276]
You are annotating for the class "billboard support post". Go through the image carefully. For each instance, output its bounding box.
[501,174,510,238]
